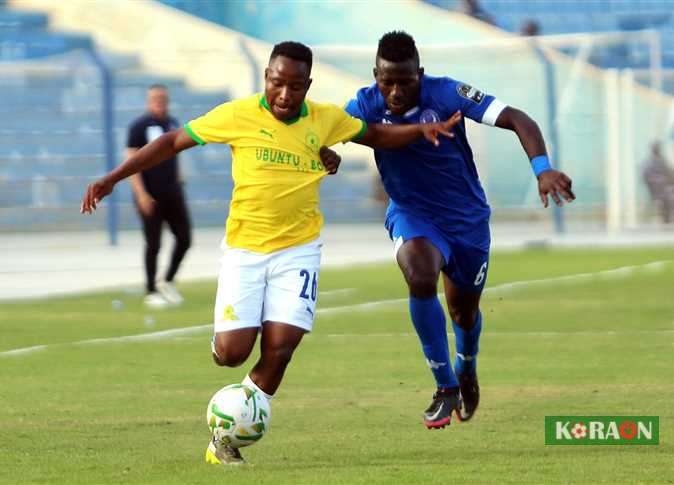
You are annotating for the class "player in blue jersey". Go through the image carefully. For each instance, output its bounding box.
[344,31,575,429]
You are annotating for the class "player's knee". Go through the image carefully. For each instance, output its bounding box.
[212,341,249,367]
[405,269,438,297]
[448,306,479,329]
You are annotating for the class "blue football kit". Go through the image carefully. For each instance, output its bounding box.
[345,74,506,291]
[345,74,507,391]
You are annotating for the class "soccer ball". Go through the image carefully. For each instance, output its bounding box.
[206,384,271,448]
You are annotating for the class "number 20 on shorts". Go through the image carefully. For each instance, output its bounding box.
[299,269,317,301]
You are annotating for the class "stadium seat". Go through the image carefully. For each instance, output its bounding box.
[425,0,674,95]
[0,10,48,31]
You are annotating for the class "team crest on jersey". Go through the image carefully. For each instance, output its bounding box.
[457,83,485,104]
[305,130,320,152]
[419,109,440,124]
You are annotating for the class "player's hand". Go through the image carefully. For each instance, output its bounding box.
[537,170,575,208]
[421,110,462,147]
[136,193,156,217]
[80,177,114,214]
[319,146,342,175]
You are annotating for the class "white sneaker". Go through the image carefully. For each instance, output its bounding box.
[144,292,170,309]
[157,281,184,305]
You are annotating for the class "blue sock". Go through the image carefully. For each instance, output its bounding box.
[452,311,482,376]
[409,296,458,389]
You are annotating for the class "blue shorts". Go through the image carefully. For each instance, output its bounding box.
[385,208,491,292]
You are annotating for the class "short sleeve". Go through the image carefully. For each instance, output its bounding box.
[184,102,237,145]
[441,79,506,126]
[344,88,379,124]
[344,98,365,119]
[324,106,367,146]
[127,120,146,148]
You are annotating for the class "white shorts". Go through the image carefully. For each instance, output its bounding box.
[213,239,322,334]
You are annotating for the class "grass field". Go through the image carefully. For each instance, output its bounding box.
[1,247,673,484]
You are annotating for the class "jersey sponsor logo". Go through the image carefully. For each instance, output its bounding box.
[457,83,485,104]
[256,147,300,166]
[255,147,324,173]
[419,109,440,124]
[381,118,393,124]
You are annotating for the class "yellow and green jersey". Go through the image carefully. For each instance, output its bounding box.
[185,94,366,253]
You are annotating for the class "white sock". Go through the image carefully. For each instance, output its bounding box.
[242,374,274,401]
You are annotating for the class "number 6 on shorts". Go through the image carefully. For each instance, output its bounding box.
[474,261,488,286]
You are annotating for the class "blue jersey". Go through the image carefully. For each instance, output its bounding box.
[345,75,505,232]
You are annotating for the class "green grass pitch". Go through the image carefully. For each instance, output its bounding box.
[1,247,673,484]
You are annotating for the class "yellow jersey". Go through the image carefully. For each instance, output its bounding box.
[185,94,366,253]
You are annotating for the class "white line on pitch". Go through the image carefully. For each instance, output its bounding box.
[1,260,670,357]
[128,327,674,341]
[74,325,210,345]
[322,329,674,338]
[320,288,356,297]
[0,344,48,356]
[319,260,672,315]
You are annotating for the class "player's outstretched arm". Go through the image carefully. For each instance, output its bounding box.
[354,111,462,150]
[81,128,197,214]
[495,107,575,208]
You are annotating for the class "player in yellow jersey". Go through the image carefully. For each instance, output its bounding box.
[81,41,461,465]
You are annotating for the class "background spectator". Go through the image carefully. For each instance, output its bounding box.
[642,141,674,224]
[456,0,494,25]
[127,84,193,307]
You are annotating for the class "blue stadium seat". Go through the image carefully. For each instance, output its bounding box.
[424,0,674,94]
[617,11,672,31]
[0,10,48,31]
[0,32,91,60]
[0,2,254,230]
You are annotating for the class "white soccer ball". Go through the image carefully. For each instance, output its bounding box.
[206,384,271,448]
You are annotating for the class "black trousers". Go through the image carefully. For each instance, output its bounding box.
[136,188,192,293]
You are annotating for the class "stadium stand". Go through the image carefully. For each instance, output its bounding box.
[0,6,238,232]
[426,0,674,92]
[158,0,499,45]
[0,2,377,233]
[156,0,674,232]
[3,0,672,236]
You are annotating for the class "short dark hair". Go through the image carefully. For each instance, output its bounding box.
[377,31,419,64]
[148,84,168,92]
[270,41,313,72]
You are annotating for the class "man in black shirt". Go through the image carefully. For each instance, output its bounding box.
[127,84,192,307]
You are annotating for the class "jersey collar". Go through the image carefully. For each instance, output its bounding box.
[259,95,308,125]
